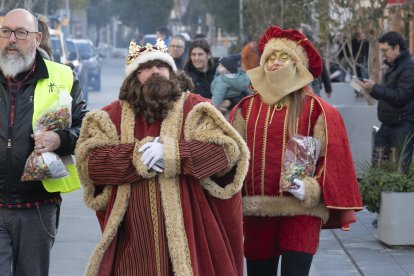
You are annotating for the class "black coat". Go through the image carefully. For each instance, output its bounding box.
[184,59,218,99]
[371,50,414,125]
[0,51,88,204]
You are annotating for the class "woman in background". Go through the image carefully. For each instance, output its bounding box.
[183,38,217,99]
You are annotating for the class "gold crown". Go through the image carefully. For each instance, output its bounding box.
[125,38,169,65]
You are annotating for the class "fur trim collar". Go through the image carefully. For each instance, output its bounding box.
[78,92,248,276]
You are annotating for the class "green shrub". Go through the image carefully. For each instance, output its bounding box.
[359,167,414,213]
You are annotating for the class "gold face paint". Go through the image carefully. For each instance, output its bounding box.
[266,50,292,65]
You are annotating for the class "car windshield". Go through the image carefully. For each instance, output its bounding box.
[76,42,94,58]
[66,41,76,54]
[143,35,157,45]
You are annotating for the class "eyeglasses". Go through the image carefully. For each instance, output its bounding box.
[379,47,392,54]
[170,45,184,49]
[0,27,38,40]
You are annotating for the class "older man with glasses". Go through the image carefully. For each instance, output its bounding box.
[359,31,414,173]
[0,8,88,276]
[168,34,187,70]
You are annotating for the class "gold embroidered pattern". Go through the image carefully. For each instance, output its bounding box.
[269,101,284,125]
[307,98,315,136]
[148,179,161,276]
[245,97,255,195]
[261,105,271,194]
[251,101,263,196]
[280,105,290,179]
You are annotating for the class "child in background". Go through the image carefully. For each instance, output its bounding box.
[211,56,251,114]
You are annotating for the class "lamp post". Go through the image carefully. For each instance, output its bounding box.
[280,0,284,28]
[239,0,244,44]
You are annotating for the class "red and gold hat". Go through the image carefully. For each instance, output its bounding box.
[125,39,177,77]
[257,25,322,78]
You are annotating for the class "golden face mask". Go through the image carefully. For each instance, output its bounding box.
[265,50,292,65]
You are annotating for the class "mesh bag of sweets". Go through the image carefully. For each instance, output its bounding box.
[279,134,321,192]
[21,92,72,181]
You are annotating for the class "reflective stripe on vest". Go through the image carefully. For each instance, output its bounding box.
[33,59,81,193]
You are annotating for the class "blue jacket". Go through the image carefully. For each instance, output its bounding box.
[211,71,250,107]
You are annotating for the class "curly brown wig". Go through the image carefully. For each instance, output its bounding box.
[119,60,194,123]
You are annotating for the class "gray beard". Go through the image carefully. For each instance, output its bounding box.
[0,45,36,78]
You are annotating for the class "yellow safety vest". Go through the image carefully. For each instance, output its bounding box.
[33,59,81,193]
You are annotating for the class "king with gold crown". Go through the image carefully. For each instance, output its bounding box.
[75,39,249,276]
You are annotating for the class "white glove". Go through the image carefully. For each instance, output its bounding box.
[139,137,160,152]
[287,178,305,201]
[139,137,164,171]
[151,159,165,173]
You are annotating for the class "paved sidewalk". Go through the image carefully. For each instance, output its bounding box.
[50,188,414,276]
[313,210,414,276]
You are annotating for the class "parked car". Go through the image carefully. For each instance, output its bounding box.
[66,39,88,101]
[143,34,157,45]
[50,28,69,64]
[71,39,102,91]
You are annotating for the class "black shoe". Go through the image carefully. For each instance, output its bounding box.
[372,219,378,228]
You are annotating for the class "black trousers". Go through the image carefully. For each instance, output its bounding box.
[373,122,414,172]
[246,251,313,276]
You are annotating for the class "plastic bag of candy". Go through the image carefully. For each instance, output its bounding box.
[21,91,72,181]
[280,135,321,192]
[21,152,69,181]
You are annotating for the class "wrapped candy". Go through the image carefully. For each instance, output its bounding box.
[21,92,72,181]
[280,135,321,192]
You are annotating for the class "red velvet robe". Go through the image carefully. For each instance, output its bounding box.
[230,91,363,229]
[87,95,244,275]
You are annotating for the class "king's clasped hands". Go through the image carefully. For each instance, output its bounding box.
[139,137,165,172]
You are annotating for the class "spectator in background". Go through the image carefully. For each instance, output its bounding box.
[184,38,217,99]
[351,31,369,80]
[298,24,332,98]
[329,62,342,82]
[36,14,53,60]
[211,56,250,114]
[241,36,259,71]
[169,34,186,69]
[359,31,414,172]
[156,26,171,46]
[193,33,207,40]
[338,31,369,87]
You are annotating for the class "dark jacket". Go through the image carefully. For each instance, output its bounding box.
[0,51,88,204]
[371,50,414,125]
[184,59,217,99]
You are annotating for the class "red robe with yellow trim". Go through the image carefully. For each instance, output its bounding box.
[76,93,248,276]
[230,91,363,229]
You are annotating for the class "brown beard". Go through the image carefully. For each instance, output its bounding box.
[119,74,182,123]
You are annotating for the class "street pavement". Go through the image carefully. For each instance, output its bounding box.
[51,189,414,276]
[48,58,414,275]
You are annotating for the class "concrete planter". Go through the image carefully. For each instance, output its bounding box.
[378,192,414,246]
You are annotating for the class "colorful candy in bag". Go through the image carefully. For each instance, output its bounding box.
[280,135,321,192]
[21,92,72,181]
